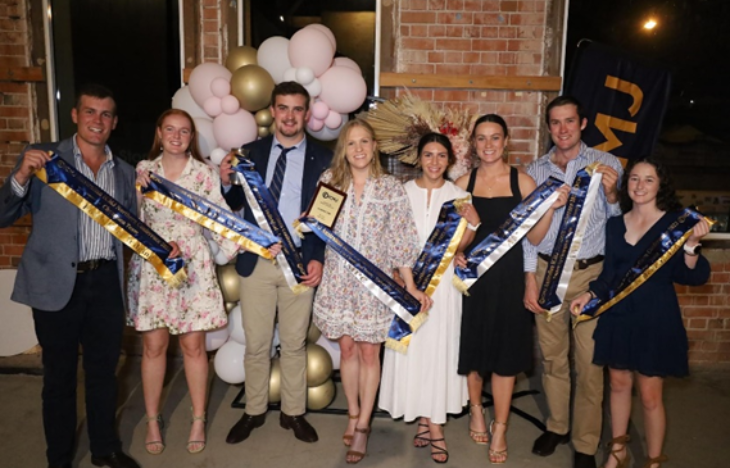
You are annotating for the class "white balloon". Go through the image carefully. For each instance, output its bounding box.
[257,36,292,84]
[214,340,246,384]
[270,325,280,357]
[315,335,341,370]
[306,112,349,142]
[214,248,230,265]
[333,57,362,74]
[283,67,297,83]
[207,237,220,256]
[209,147,229,166]
[193,117,216,157]
[295,67,315,85]
[227,305,245,345]
[172,86,209,120]
[303,78,322,98]
[305,24,337,50]
[205,326,230,352]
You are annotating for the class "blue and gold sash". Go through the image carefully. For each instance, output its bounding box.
[140,172,280,260]
[230,151,308,293]
[36,155,186,287]
[453,177,564,294]
[538,163,602,317]
[297,216,426,336]
[387,197,469,352]
[576,209,712,324]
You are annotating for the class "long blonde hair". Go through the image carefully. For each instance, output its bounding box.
[328,119,385,190]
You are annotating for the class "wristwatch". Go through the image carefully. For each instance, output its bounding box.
[684,242,702,256]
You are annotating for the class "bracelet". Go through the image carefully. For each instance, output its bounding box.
[467,222,481,231]
[587,290,597,300]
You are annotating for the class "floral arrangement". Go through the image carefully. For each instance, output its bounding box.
[363,93,478,180]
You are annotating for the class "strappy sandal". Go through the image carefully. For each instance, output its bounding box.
[414,420,430,448]
[601,435,631,468]
[642,454,668,468]
[145,414,165,455]
[430,437,449,464]
[469,403,489,445]
[488,420,508,464]
[187,409,207,454]
[346,426,370,464]
[343,413,359,447]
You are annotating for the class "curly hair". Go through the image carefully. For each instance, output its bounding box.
[619,158,682,213]
[147,109,205,163]
[328,118,386,190]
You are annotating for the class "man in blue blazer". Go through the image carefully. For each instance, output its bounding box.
[0,85,140,468]
[221,82,332,444]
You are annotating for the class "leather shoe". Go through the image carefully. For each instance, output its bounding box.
[90,451,140,468]
[226,412,266,444]
[532,430,570,456]
[280,412,318,443]
[574,451,597,468]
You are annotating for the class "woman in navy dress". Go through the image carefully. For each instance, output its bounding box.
[571,159,711,468]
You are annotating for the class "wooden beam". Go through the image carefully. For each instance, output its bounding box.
[0,67,44,82]
[380,72,561,91]
[183,67,192,84]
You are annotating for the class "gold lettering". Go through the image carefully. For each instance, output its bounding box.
[594,113,638,152]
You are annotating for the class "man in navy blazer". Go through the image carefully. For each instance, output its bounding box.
[221,82,332,444]
[0,85,140,468]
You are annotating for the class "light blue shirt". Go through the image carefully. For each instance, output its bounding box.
[266,137,307,247]
[522,142,623,272]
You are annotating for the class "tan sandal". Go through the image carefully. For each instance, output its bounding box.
[642,454,668,468]
[343,413,359,447]
[187,409,207,454]
[346,426,370,464]
[601,435,631,468]
[469,403,489,445]
[488,420,508,464]
[144,414,165,455]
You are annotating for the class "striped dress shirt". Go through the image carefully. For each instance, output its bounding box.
[522,142,623,272]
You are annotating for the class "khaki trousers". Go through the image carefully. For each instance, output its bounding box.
[535,258,604,455]
[238,260,314,416]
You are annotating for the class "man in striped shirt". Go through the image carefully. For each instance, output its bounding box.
[0,84,142,468]
[524,96,623,468]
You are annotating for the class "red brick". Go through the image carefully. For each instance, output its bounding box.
[516,25,545,39]
[435,64,471,74]
[444,52,464,64]
[401,63,435,74]
[499,27,520,38]
[473,39,508,51]
[508,39,543,51]
[411,25,429,37]
[481,26,500,38]
[482,0,501,10]
[0,130,30,142]
[517,1,536,11]
[683,307,718,318]
[435,38,471,51]
[501,1,520,11]
[474,13,502,24]
[400,89,435,101]
[438,12,473,24]
[463,52,481,63]
[463,0,482,11]
[429,25,446,37]
[401,11,437,24]
[402,37,435,50]
[406,0,429,9]
[434,90,470,101]
[402,50,429,63]
[0,82,26,93]
[428,0,446,9]
[428,51,445,63]
[470,64,507,75]
[688,318,708,330]
[446,0,464,9]
[710,272,730,283]
[202,8,217,20]
[509,13,546,25]
[715,330,730,341]
[709,318,724,330]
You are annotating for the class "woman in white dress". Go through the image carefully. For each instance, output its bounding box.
[380,132,480,464]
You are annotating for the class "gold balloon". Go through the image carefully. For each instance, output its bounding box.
[216,264,240,303]
[255,109,273,127]
[230,65,275,112]
[268,358,282,403]
[307,378,335,410]
[257,126,270,138]
[306,321,322,344]
[225,45,258,73]
[269,122,276,135]
[225,301,238,313]
[305,343,333,387]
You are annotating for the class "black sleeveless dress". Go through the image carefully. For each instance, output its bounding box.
[458,167,534,376]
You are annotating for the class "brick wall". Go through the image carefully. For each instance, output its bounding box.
[0,0,32,268]
[390,0,550,166]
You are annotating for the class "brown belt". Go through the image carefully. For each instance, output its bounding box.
[538,253,604,270]
[76,258,114,273]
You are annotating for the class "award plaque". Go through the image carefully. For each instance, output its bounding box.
[306,182,347,228]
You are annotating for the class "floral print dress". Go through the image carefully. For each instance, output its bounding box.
[313,171,420,343]
[127,156,239,334]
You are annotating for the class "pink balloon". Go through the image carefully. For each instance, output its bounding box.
[188,63,232,107]
[203,96,223,117]
[221,95,240,114]
[305,24,336,50]
[213,109,258,150]
[333,57,361,74]
[289,28,335,77]
[324,110,342,129]
[319,67,367,114]
[311,101,330,120]
[211,77,231,98]
[308,117,325,132]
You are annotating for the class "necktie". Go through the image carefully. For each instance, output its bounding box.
[269,144,292,204]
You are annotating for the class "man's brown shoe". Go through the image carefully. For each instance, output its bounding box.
[226,412,266,444]
[280,412,318,443]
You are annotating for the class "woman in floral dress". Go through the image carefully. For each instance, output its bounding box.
[313,119,431,464]
[128,109,267,455]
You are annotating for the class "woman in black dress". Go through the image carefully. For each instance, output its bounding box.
[455,114,567,464]
[571,159,711,468]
